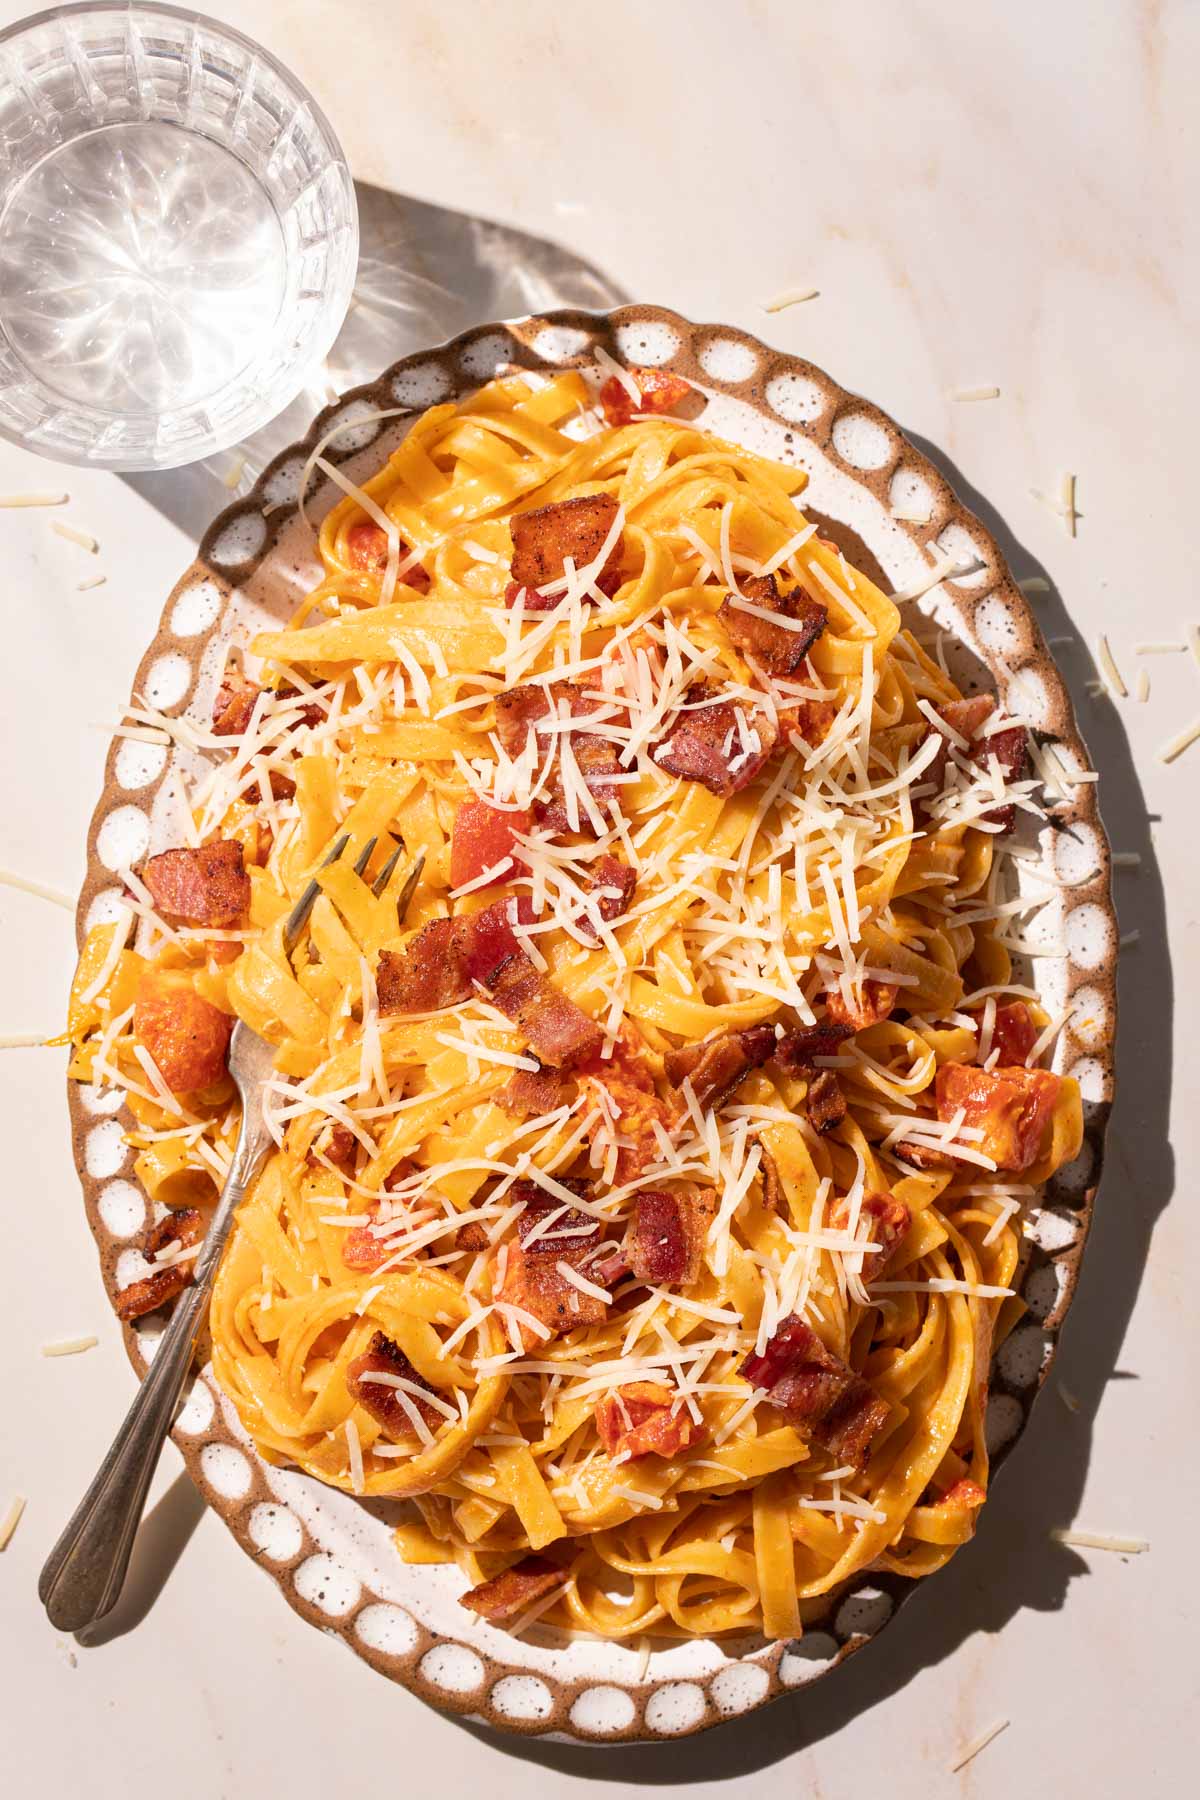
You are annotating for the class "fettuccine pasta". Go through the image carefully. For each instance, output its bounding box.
[68,362,1082,1645]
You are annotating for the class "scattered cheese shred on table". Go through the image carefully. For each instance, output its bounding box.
[1018,576,1050,595]
[1061,471,1078,537]
[51,520,98,553]
[77,575,107,592]
[891,506,931,524]
[761,287,819,312]
[1189,623,1200,675]
[949,385,1000,401]
[1051,1529,1149,1553]
[222,454,247,490]
[0,1033,48,1049]
[41,1336,99,1358]
[1134,642,1185,654]
[1057,1383,1081,1413]
[949,1718,1010,1773]
[0,1496,26,1551]
[0,492,67,508]
[1135,669,1150,703]
[1095,634,1127,698]
[1111,851,1142,868]
[0,869,73,909]
[1119,930,1141,948]
[1157,715,1200,764]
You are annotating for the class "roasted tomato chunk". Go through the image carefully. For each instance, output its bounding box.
[595,1381,705,1459]
[133,968,233,1093]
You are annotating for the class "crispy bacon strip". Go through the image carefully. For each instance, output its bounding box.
[494,680,622,833]
[653,682,778,795]
[806,1069,847,1134]
[926,695,1028,831]
[315,1121,357,1172]
[760,1145,788,1219]
[376,897,534,1014]
[485,951,603,1068]
[982,1000,1039,1066]
[595,1381,705,1460]
[598,366,695,428]
[936,1062,1061,1172]
[664,1022,776,1110]
[211,669,260,736]
[773,1021,854,1070]
[824,979,898,1030]
[460,1555,568,1621]
[342,1205,394,1273]
[498,1062,569,1118]
[449,799,532,890]
[578,854,636,940]
[345,520,431,593]
[507,493,621,608]
[719,573,828,676]
[142,840,250,927]
[346,1331,445,1436]
[626,1186,716,1286]
[498,1236,608,1338]
[133,968,233,1093]
[830,1191,911,1279]
[741,1314,890,1467]
[115,1208,203,1322]
[779,698,838,746]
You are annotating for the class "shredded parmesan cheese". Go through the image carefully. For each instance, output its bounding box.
[1095,634,1127,699]
[0,492,67,507]
[761,287,820,312]
[1050,1529,1148,1554]
[51,520,98,553]
[1157,715,1200,764]
[949,385,1000,401]
[949,1718,1010,1773]
[0,1496,25,1551]
[41,1336,98,1357]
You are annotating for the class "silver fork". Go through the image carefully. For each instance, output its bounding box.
[40,831,425,1633]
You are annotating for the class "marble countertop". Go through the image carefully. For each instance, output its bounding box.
[1,1,1195,1794]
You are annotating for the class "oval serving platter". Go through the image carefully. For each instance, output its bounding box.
[69,305,1115,1743]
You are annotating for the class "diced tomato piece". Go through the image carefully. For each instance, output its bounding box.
[343,1203,393,1272]
[449,800,532,890]
[344,520,430,592]
[595,1381,705,1460]
[984,1001,1039,1066]
[133,968,233,1094]
[935,1062,1061,1171]
[598,368,693,427]
[825,979,898,1030]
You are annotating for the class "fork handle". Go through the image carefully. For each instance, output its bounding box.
[39,1116,271,1634]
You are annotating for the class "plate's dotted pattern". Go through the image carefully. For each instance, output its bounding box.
[69,305,1115,1744]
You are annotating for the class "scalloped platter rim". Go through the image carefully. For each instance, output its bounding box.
[68,304,1116,1744]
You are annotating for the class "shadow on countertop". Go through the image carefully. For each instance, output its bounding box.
[448,438,1174,1784]
[122,181,627,542]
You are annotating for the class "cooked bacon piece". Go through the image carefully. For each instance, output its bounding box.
[719,573,828,676]
[981,1000,1038,1066]
[456,1220,491,1253]
[664,1022,776,1110]
[133,968,233,1092]
[495,1184,608,1337]
[376,897,535,1014]
[598,366,695,427]
[116,1208,204,1321]
[830,1191,911,1278]
[486,951,603,1068]
[377,918,460,1013]
[576,1026,671,1179]
[460,1554,568,1621]
[346,1331,445,1436]
[345,519,431,593]
[211,669,259,736]
[626,1187,715,1286]
[779,698,838,746]
[924,695,1028,832]
[498,1062,569,1118]
[498,1241,608,1337]
[142,840,250,928]
[508,493,621,606]
[825,979,899,1031]
[449,799,531,890]
[578,854,636,940]
[315,1121,357,1172]
[741,1315,890,1467]
[773,1021,854,1070]
[595,1381,705,1460]
[494,680,623,834]
[937,1476,987,1509]
[653,682,778,795]
[806,1069,847,1134]
[936,1062,1061,1172]
[760,1146,788,1219]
